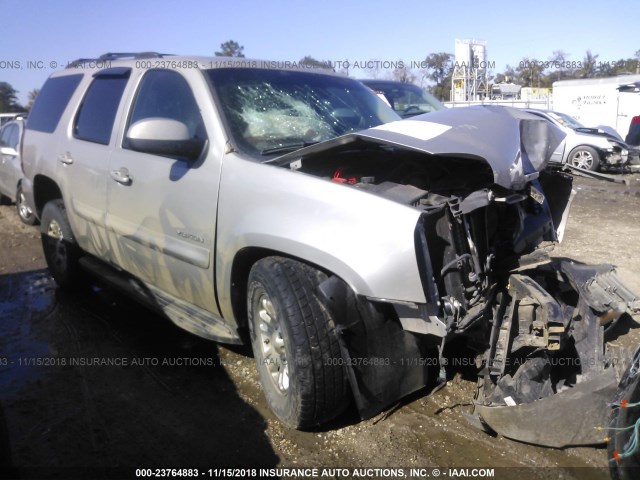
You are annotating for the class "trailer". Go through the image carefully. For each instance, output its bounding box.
[552,75,640,139]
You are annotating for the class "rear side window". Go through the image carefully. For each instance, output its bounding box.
[74,69,130,145]
[27,75,82,133]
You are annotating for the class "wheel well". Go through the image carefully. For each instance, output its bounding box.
[33,175,62,217]
[569,145,600,156]
[229,248,332,333]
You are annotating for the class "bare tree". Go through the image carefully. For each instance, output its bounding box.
[25,89,39,112]
[391,62,416,84]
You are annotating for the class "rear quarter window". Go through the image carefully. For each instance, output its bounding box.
[27,74,83,133]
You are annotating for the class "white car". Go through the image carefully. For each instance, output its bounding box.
[524,109,629,171]
[0,118,36,224]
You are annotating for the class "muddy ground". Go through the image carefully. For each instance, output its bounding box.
[0,173,639,480]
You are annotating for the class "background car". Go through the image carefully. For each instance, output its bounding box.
[360,79,444,118]
[0,113,28,127]
[0,117,36,224]
[625,115,640,146]
[524,108,630,171]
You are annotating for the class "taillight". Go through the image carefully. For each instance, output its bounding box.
[632,116,640,124]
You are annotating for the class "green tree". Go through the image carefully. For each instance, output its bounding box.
[0,82,23,112]
[494,65,518,84]
[547,50,573,83]
[577,50,599,78]
[215,40,245,57]
[516,57,548,87]
[422,52,453,100]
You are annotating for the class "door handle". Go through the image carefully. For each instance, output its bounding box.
[57,152,73,165]
[110,168,132,186]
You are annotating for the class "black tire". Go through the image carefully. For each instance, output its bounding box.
[40,199,84,289]
[568,145,600,171]
[0,194,10,206]
[247,257,349,428]
[16,184,37,225]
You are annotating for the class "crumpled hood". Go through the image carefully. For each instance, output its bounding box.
[274,105,566,190]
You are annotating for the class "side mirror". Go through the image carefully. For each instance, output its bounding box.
[0,146,18,156]
[125,118,205,161]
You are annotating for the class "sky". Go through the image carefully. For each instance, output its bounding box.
[1,0,637,105]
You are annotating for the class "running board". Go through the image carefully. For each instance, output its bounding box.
[79,256,242,344]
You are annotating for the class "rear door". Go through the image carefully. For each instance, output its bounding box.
[0,123,18,198]
[60,68,131,257]
[106,69,220,315]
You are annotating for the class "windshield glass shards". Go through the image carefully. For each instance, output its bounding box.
[206,68,399,158]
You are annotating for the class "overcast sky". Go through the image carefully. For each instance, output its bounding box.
[1,0,637,104]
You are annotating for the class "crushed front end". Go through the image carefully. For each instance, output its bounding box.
[278,106,640,447]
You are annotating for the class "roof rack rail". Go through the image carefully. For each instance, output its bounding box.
[66,52,172,68]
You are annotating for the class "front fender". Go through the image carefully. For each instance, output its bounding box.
[215,154,426,322]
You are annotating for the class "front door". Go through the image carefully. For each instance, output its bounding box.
[106,69,220,315]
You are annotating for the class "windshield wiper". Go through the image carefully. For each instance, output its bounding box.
[260,142,318,156]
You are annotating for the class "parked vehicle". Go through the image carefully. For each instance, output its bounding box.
[0,113,28,128]
[22,54,639,446]
[552,74,640,140]
[0,117,36,224]
[524,108,630,171]
[625,115,640,146]
[360,79,444,117]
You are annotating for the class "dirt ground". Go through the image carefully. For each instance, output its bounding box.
[1,173,639,480]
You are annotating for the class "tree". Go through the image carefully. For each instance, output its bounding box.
[494,65,518,84]
[547,50,573,83]
[0,82,23,112]
[577,50,599,78]
[215,40,245,57]
[25,88,39,112]
[515,57,548,87]
[299,56,331,70]
[422,52,453,100]
[391,62,416,84]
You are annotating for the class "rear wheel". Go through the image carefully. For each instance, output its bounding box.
[40,199,83,289]
[247,257,349,428]
[568,146,600,171]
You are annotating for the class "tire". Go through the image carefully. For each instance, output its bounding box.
[568,146,600,171]
[16,184,37,225]
[247,257,349,428]
[40,199,84,289]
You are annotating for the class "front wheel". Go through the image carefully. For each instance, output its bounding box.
[568,146,600,171]
[40,199,83,289]
[247,257,349,428]
[16,185,37,225]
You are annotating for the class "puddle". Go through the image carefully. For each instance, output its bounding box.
[0,270,56,397]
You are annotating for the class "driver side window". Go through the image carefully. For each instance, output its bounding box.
[125,70,206,147]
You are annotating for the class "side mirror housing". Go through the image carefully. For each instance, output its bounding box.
[125,118,205,161]
[0,146,18,156]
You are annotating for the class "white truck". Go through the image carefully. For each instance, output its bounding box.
[552,74,640,139]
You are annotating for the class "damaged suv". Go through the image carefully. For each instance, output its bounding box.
[21,54,639,452]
